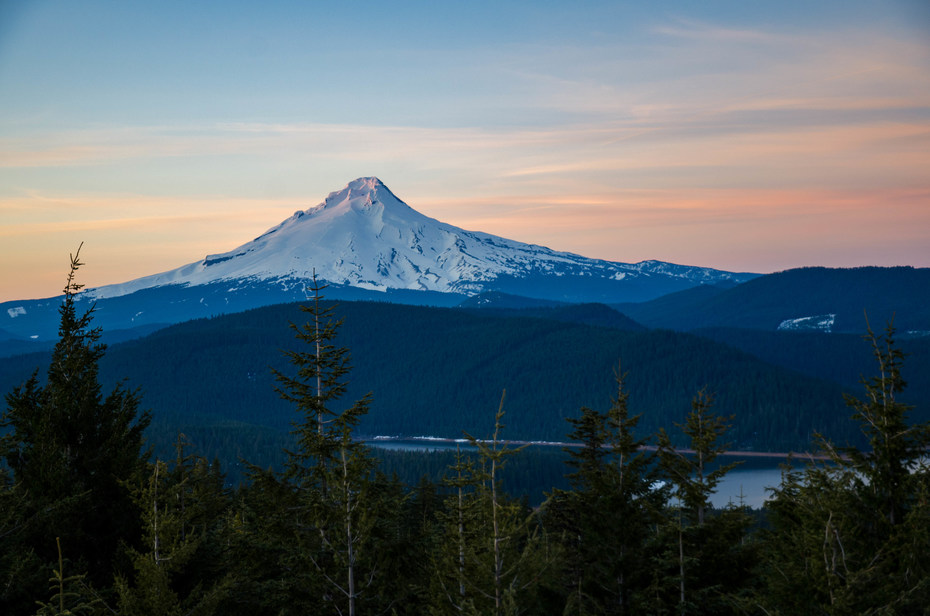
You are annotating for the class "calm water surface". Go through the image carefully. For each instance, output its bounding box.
[368,438,802,510]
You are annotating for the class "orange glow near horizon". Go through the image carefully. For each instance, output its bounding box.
[1,2,929,302]
[2,183,927,303]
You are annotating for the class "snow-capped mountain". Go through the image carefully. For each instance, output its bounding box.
[90,177,754,301]
[2,177,759,342]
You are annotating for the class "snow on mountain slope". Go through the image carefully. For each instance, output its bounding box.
[777,314,836,333]
[88,177,756,301]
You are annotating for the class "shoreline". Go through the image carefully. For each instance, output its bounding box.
[364,435,833,461]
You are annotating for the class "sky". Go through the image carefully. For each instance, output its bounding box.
[1,0,929,302]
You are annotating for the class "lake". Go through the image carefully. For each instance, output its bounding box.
[367,437,805,509]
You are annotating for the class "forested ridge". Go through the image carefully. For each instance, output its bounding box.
[5,295,917,474]
[613,266,930,333]
[2,255,929,615]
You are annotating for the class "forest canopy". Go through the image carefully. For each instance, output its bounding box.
[1,254,928,615]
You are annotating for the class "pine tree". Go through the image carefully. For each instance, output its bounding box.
[266,274,381,615]
[467,392,527,616]
[221,466,303,614]
[653,389,753,615]
[430,391,551,616]
[116,435,232,616]
[1,245,150,607]
[835,320,929,526]
[545,367,663,615]
[657,390,737,527]
[759,321,930,614]
[0,427,46,610]
[362,471,427,614]
[34,538,103,616]
[428,444,487,615]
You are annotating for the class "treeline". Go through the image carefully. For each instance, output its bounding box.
[2,257,929,615]
[0,296,875,461]
[131,300,855,450]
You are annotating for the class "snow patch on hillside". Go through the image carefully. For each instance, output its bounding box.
[777,314,836,333]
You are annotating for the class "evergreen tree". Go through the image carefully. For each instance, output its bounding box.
[221,466,303,615]
[34,538,103,616]
[835,320,930,526]
[657,390,737,527]
[1,246,150,609]
[652,389,754,615]
[429,392,552,616]
[254,274,383,615]
[363,471,425,614]
[116,435,232,616]
[759,321,930,613]
[545,367,664,615]
[0,427,46,610]
[428,444,488,615]
[382,473,444,615]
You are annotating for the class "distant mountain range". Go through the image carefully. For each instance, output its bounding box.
[2,178,928,352]
[0,177,755,342]
[613,266,930,335]
[2,178,928,468]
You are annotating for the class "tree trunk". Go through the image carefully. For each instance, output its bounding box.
[679,525,685,614]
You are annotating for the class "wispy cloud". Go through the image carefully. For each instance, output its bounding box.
[442,186,930,270]
[0,192,301,236]
[1,5,929,301]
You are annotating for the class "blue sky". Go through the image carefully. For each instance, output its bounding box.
[1,0,928,300]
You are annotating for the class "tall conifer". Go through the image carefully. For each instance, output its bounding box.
[546,368,663,614]
[116,436,232,615]
[270,274,380,616]
[1,245,150,606]
[760,321,930,613]
[653,389,753,615]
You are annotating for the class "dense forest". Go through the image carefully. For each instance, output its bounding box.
[5,296,910,474]
[2,255,929,615]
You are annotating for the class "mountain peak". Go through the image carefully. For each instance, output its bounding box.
[339,176,390,199]
[347,176,385,192]
[83,177,757,302]
[305,176,406,218]
[328,176,386,203]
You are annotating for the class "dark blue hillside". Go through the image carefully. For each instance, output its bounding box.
[462,301,646,332]
[0,278,467,345]
[0,300,868,466]
[692,327,930,412]
[616,266,930,333]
